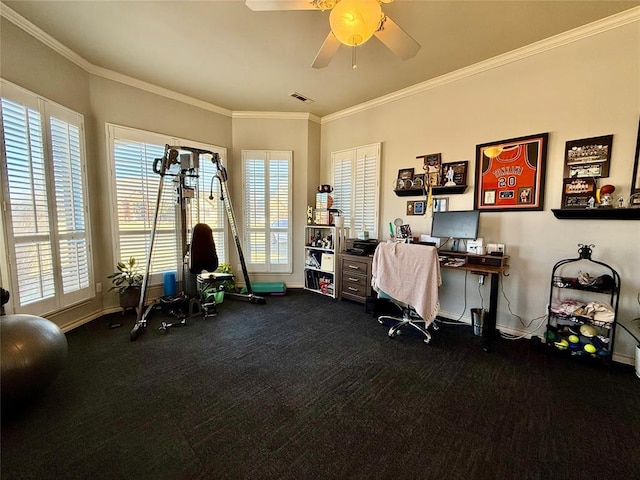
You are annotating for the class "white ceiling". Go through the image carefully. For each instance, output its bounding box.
[3,0,639,117]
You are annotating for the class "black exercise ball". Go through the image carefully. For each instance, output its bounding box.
[1,314,68,406]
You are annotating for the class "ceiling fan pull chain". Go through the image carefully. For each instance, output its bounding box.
[352,45,358,69]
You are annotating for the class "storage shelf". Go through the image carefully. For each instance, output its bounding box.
[394,185,467,197]
[551,208,640,220]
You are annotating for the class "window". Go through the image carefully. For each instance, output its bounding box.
[0,80,93,315]
[242,150,292,273]
[107,125,227,284]
[332,143,380,237]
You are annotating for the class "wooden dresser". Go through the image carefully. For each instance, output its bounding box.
[337,253,373,304]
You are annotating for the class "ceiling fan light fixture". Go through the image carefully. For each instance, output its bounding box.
[329,0,382,47]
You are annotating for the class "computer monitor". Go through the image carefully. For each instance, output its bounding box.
[431,210,480,249]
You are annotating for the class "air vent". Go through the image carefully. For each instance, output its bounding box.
[290,92,315,104]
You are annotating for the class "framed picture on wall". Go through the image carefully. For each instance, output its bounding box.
[474,133,549,211]
[561,177,597,209]
[417,153,441,187]
[440,161,468,186]
[564,134,613,178]
[396,168,414,190]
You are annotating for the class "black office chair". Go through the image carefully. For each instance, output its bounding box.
[189,223,233,319]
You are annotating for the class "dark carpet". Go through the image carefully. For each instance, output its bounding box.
[2,289,639,480]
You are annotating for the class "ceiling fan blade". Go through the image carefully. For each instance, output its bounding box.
[245,1,317,11]
[311,32,341,69]
[374,15,420,60]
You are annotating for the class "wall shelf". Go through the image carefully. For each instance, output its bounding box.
[394,185,467,197]
[551,208,640,220]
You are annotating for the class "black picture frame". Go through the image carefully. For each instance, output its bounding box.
[475,133,548,212]
[440,161,468,186]
[561,177,597,209]
[564,134,613,178]
[395,168,414,190]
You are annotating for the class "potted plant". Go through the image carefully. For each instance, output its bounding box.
[108,257,143,310]
[215,262,236,293]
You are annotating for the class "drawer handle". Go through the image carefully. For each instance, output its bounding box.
[348,265,361,270]
[348,277,359,281]
[348,287,359,291]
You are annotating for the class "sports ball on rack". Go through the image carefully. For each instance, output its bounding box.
[584,344,597,354]
[579,324,597,338]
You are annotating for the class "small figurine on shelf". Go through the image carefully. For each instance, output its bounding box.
[307,206,313,225]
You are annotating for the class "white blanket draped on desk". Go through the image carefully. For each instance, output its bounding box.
[371,242,442,326]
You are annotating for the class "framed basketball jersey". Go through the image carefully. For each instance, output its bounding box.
[474,133,549,211]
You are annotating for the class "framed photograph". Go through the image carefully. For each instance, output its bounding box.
[441,161,468,186]
[396,168,414,190]
[475,133,548,211]
[399,224,412,238]
[433,197,448,212]
[397,168,414,180]
[564,134,613,178]
[631,120,640,205]
[406,201,414,215]
[406,200,425,215]
[561,177,597,209]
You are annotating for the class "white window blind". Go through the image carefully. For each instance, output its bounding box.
[1,80,93,315]
[242,150,292,273]
[332,143,380,237]
[107,125,227,284]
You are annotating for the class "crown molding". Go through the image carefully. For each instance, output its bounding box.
[321,6,640,124]
[232,111,321,123]
[0,2,232,117]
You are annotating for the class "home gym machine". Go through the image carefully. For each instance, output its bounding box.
[130,145,265,342]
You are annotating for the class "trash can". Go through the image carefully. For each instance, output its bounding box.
[471,308,486,337]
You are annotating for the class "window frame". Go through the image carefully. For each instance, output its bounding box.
[331,143,381,238]
[0,79,94,315]
[106,124,228,286]
[242,150,292,274]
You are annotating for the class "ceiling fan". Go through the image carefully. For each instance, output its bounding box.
[245,0,421,69]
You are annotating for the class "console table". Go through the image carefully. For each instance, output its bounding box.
[439,251,510,352]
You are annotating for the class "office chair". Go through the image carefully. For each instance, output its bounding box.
[371,242,442,345]
[189,223,234,320]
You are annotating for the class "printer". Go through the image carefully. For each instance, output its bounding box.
[345,238,379,256]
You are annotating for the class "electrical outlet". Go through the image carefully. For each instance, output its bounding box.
[96,282,102,293]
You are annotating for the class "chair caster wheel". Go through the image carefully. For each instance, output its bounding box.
[159,324,168,334]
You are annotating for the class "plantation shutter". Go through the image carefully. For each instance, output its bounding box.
[242,150,292,273]
[112,138,176,275]
[332,143,380,237]
[107,125,227,285]
[50,115,90,295]
[1,80,93,314]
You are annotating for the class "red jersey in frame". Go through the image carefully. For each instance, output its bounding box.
[475,133,548,211]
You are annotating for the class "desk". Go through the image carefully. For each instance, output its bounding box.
[439,251,510,352]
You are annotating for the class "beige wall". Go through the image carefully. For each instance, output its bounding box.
[321,22,640,362]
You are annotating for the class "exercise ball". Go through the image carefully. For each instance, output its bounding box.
[1,314,68,406]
